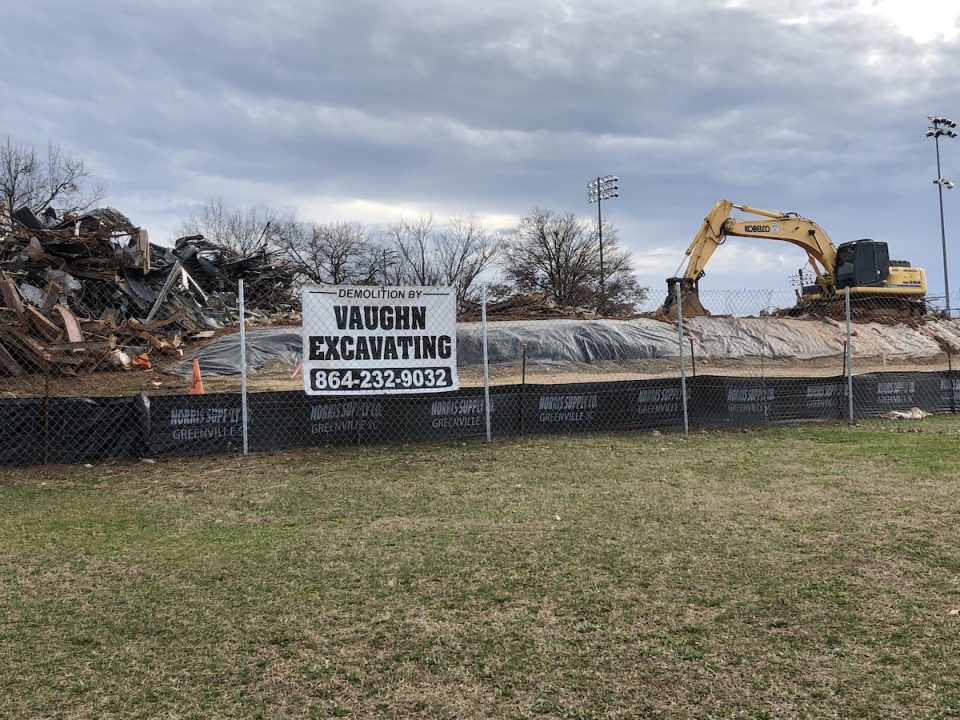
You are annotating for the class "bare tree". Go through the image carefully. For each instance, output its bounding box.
[435,215,501,302]
[502,207,647,315]
[0,136,105,228]
[176,198,293,255]
[274,220,378,284]
[383,214,501,301]
[385,215,440,286]
[370,240,404,286]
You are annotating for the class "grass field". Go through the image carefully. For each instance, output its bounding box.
[2,419,960,719]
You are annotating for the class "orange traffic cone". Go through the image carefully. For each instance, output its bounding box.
[190,357,205,394]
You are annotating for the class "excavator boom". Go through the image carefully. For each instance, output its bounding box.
[677,200,837,290]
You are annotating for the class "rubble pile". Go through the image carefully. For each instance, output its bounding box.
[0,206,297,376]
[458,293,601,321]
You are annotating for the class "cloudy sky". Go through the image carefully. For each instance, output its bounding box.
[3,0,960,299]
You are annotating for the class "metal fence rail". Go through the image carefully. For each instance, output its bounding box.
[1,285,956,467]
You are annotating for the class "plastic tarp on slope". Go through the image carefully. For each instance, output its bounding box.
[684,317,950,361]
[456,319,683,365]
[182,327,302,376]
[179,320,685,376]
[179,317,960,376]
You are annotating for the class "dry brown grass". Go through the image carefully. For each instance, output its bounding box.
[2,420,960,717]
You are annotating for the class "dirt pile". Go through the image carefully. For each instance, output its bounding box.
[458,293,601,321]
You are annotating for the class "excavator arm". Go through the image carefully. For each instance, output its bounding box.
[679,200,838,290]
[662,200,839,318]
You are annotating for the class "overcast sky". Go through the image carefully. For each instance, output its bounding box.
[3,0,960,299]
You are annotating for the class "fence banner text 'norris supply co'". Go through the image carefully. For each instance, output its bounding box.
[302,285,459,395]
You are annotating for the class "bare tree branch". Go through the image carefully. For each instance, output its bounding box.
[383,214,501,301]
[273,220,377,284]
[0,136,104,229]
[385,215,439,286]
[501,207,648,315]
[176,198,293,255]
[435,215,501,302]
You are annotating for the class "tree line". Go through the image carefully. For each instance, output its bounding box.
[1,137,647,315]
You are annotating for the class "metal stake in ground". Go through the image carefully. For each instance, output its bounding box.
[481,284,492,442]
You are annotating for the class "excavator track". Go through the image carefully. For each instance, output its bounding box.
[777,296,927,323]
[660,278,927,324]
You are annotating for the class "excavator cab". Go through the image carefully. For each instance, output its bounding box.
[834,239,890,289]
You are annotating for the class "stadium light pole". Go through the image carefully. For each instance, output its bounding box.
[587,175,619,313]
[927,116,957,315]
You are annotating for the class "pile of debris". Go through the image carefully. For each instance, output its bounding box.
[0,206,297,376]
[458,293,601,322]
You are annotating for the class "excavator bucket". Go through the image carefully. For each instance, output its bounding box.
[658,277,711,321]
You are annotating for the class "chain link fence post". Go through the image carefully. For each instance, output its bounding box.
[239,279,249,455]
[759,291,774,425]
[43,351,51,465]
[947,290,956,414]
[675,282,689,434]
[845,287,854,424]
[481,283,492,442]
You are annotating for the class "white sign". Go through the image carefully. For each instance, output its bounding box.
[302,285,459,395]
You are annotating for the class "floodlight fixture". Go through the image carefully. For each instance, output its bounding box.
[929,116,957,128]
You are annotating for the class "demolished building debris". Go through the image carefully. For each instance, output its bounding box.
[457,293,603,321]
[0,205,298,376]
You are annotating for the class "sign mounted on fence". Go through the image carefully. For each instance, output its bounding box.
[302,285,459,395]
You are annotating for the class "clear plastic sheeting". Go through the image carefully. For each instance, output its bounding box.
[843,321,951,362]
[685,317,949,362]
[183,327,302,376]
[457,319,683,366]
[182,319,686,376]
[685,317,843,360]
[916,319,960,355]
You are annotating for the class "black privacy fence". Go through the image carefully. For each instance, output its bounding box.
[2,371,957,467]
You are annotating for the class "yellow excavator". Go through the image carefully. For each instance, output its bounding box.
[660,200,927,319]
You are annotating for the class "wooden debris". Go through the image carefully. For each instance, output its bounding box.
[52,305,84,343]
[39,280,61,315]
[0,203,297,377]
[24,306,63,342]
[0,276,25,322]
[0,341,24,375]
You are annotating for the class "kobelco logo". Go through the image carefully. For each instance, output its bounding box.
[744,224,779,233]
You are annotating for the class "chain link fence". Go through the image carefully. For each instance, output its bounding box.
[1,283,958,466]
